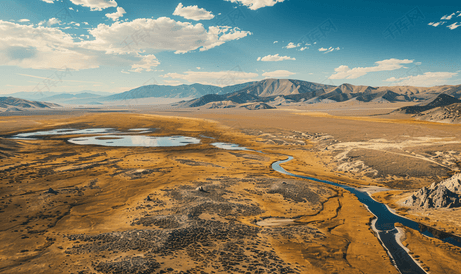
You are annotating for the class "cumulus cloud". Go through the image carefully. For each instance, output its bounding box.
[318,46,340,54]
[284,42,300,49]
[0,17,250,73]
[47,18,61,26]
[70,0,117,11]
[41,0,57,3]
[18,19,30,22]
[257,54,295,61]
[106,7,126,21]
[262,70,295,78]
[384,72,458,86]
[162,70,258,86]
[129,54,160,72]
[0,20,150,71]
[225,0,285,10]
[284,42,309,51]
[82,17,251,54]
[38,18,61,27]
[0,21,96,70]
[173,3,214,21]
[329,58,413,80]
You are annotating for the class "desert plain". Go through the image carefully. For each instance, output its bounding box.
[1,102,461,274]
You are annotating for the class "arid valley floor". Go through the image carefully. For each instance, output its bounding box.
[1,104,461,274]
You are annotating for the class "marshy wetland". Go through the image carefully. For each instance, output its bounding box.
[1,110,461,273]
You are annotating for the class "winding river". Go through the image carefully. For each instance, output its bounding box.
[273,156,461,274]
[10,129,461,273]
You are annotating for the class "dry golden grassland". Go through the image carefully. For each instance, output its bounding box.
[0,113,404,273]
[397,224,461,273]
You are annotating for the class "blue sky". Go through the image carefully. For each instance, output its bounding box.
[0,0,460,94]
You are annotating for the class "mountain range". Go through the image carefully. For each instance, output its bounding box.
[3,79,461,111]
[177,79,461,108]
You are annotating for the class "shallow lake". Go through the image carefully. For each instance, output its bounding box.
[211,142,249,150]
[12,128,116,138]
[10,128,199,148]
[69,135,200,147]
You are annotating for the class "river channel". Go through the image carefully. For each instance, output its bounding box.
[273,156,461,274]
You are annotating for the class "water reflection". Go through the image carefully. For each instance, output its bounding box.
[12,128,116,138]
[211,142,248,151]
[68,135,200,147]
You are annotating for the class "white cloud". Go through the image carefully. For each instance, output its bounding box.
[273,41,278,44]
[82,17,251,54]
[447,22,461,30]
[18,19,30,22]
[318,46,340,54]
[0,18,250,73]
[441,13,456,20]
[173,3,214,21]
[284,42,300,49]
[129,54,160,72]
[257,54,295,61]
[329,58,413,79]
[106,7,126,21]
[162,70,258,86]
[225,0,285,10]
[39,18,61,26]
[0,20,149,71]
[299,47,308,51]
[41,0,57,3]
[0,21,93,70]
[262,70,295,78]
[70,0,117,11]
[384,72,458,86]
[428,22,444,27]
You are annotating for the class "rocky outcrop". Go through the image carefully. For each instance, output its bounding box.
[404,174,461,209]
[395,94,461,114]
[415,103,461,123]
[239,102,275,110]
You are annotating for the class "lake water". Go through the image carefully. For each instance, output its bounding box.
[10,128,199,148]
[68,135,200,147]
[12,128,116,139]
[211,142,249,151]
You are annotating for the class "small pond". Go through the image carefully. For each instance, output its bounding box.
[211,142,249,151]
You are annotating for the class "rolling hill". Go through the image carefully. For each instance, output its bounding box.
[0,97,60,112]
[395,94,461,114]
